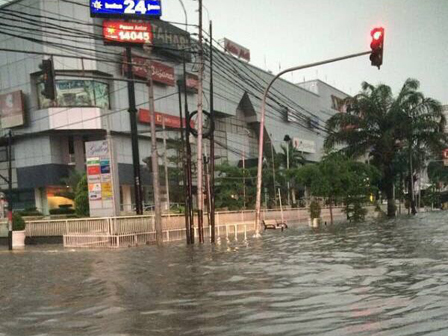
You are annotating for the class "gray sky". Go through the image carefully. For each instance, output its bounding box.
[162,0,447,103]
[1,0,446,103]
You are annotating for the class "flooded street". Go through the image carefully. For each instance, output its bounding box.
[1,211,448,336]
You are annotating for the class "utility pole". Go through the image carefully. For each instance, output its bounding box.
[145,45,163,244]
[177,79,191,244]
[183,58,195,244]
[162,118,170,212]
[286,138,291,206]
[125,47,143,215]
[7,130,12,251]
[242,148,246,209]
[196,0,204,243]
[209,20,216,243]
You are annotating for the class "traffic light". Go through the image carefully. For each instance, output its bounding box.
[39,59,56,100]
[370,27,384,69]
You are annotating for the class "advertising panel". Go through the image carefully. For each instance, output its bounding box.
[85,140,119,216]
[0,90,25,128]
[292,138,316,154]
[138,109,193,129]
[103,21,152,45]
[90,0,162,18]
[123,54,175,86]
[224,38,251,62]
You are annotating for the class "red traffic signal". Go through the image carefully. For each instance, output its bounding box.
[370,27,384,69]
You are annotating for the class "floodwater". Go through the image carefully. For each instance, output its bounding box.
[1,212,448,336]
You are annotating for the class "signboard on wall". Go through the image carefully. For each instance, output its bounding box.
[123,54,175,86]
[292,137,316,154]
[224,38,251,62]
[85,140,120,216]
[0,90,25,128]
[90,0,162,18]
[103,21,153,44]
[138,109,193,129]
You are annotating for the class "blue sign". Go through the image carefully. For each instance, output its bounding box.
[90,0,162,18]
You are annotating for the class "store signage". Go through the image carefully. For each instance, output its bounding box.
[85,140,119,216]
[138,109,193,129]
[103,21,152,44]
[123,54,175,86]
[292,137,316,154]
[185,73,199,92]
[90,0,162,18]
[150,20,191,61]
[0,90,25,128]
[224,38,250,62]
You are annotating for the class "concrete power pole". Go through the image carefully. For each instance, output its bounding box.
[145,45,163,244]
[162,119,170,211]
[196,0,204,243]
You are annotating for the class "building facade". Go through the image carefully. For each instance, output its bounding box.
[0,0,349,214]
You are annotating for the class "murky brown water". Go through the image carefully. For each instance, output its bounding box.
[1,211,448,335]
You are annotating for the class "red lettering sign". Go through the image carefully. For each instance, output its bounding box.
[224,38,251,62]
[123,53,175,86]
[87,166,101,175]
[138,109,194,129]
[103,21,152,45]
[185,73,199,92]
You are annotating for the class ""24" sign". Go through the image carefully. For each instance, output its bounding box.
[90,0,162,18]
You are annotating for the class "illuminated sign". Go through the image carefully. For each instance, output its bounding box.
[90,0,162,18]
[224,38,250,62]
[103,21,152,44]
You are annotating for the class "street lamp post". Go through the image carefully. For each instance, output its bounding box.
[254,50,371,237]
[284,135,291,206]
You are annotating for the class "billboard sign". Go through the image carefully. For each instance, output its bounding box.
[138,109,193,129]
[224,38,250,62]
[292,137,316,154]
[103,21,153,44]
[123,54,175,86]
[85,140,119,216]
[0,90,25,128]
[90,0,162,18]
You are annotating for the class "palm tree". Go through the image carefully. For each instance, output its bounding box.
[397,80,447,213]
[324,79,446,217]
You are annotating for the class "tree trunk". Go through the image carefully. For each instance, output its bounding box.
[408,174,417,215]
[384,168,396,217]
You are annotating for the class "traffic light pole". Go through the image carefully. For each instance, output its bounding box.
[254,50,371,237]
[126,47,143,215]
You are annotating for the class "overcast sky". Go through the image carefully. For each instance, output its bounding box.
[0,0,447,103]
[161,0,447,103]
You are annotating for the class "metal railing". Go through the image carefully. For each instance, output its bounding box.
[27,207,350,238]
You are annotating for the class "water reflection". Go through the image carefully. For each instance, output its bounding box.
[1,211,448,335]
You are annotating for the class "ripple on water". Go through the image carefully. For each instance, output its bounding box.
[1,211,448,335]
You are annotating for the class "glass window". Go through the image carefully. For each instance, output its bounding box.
[38,80,110,109]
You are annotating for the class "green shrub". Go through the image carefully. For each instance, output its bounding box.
[49,207,75,215]
[75,175,89,217]
[309,200,321,219]
[12,212,26,231]
[19,207,43,217]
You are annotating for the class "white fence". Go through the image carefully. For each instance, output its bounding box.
[26,207,349,238]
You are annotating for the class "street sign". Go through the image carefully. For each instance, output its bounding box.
[90,0,162,18]
[103,21,153,45]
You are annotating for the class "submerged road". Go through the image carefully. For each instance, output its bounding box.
[1,211,448,335]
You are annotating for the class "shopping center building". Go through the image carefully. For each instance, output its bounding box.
[0,0,349,214]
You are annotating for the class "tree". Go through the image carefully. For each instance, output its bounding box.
[295,153,379,224]
[74,174,89,217]
[57,169,83,200]
[324,79,446,217]
[276,144,305,206]
[215,162,256,210]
